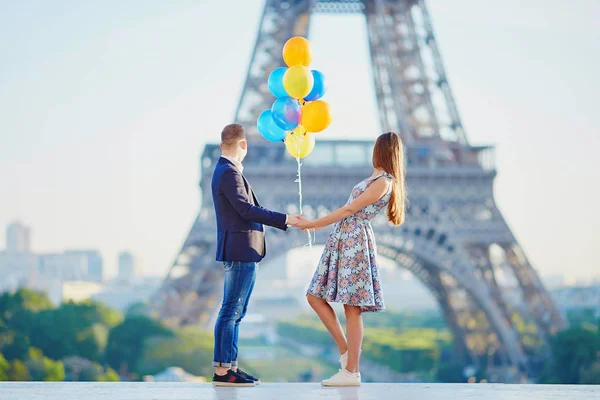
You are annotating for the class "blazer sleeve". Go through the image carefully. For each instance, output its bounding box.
[220,167,288,231]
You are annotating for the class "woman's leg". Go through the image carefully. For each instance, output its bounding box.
[307,294,347,355]
[344,305,363,373]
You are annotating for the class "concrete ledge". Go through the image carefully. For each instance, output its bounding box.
[0,382,599,400]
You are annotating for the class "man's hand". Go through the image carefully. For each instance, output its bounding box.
[295,215,316,231]
[286,214,300,227]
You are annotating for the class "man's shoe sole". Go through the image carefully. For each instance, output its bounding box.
[212,381,255,387]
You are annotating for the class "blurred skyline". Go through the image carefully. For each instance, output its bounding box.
[0,0,599,280]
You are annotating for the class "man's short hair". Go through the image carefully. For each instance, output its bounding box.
[221,124,245,147]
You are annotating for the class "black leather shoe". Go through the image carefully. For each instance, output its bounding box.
[236,368,261,385]
[212,370,255,387]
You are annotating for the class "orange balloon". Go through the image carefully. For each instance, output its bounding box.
[282,36,312,67]
[301,100,332,133]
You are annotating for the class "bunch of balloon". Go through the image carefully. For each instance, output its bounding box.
[256,36,332,246]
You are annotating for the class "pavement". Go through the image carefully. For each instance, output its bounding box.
[0,382,599,400]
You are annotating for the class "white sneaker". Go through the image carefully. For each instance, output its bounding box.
[321,369,361,386]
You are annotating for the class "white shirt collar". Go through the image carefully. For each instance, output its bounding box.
[221,155,243,173]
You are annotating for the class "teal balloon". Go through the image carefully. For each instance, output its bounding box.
[271,97,301,130]
[268,67,288,98]
[257,110,287,142]
[304,70,327,101]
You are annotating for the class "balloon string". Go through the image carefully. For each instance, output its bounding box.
[296,156,303,214]
[296,155,313,249]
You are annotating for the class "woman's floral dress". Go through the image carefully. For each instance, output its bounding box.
[306,172,393,312]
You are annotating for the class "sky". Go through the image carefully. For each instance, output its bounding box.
[0,0,599,281]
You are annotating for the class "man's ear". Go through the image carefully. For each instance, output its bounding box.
[219,143,223,151]
[240,140,248,150]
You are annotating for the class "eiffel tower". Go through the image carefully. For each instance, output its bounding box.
[151,0,563,376]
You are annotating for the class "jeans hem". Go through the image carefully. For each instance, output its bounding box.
[212,362,232,368]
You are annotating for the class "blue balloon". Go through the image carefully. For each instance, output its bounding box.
[271,97,301,130]
[257,110,287,142]
[268,67,288,98]
[304,70,328,101]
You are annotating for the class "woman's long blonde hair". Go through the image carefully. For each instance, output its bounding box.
[372,132,407,226]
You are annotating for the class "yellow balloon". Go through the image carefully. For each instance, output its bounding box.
[283,66,314,99]
[285,127,315,159]
[282,36,312,67]
[301,100,332,133]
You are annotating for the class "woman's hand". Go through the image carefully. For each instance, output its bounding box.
[295,215,316,231]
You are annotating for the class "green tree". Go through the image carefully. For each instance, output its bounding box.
[77,365,101,381]
[436,362,466,383]
[25,348,65,381]
[0,354,9,381]
[62,356,120,382]
[0,289,54,317]
[137,327,214,377]
[8,360,30,381]
[366,309,448,331]
[125,302,150,317]
[566,308,599,329]
[105,316,173,375]
[278,318,447,374]
[538,363,560,384]
[76,324,109,361]
[579,359,600,384]
[30,300,122,362]
[98,367,119,382]
[1,326,32,361]
[63,356,100,381]
[550,328,600,384]
[0,290,43,360]
[29,308,79,360]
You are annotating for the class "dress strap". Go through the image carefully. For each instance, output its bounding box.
[369,172,396,182]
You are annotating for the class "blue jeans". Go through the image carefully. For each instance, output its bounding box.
[213,261,258,368]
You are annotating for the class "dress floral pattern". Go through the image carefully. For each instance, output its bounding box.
[306,172,393,312]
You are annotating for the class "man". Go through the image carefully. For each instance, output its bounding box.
[211,123,299,386]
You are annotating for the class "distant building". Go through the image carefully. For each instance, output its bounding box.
[542,274,566,291]
[6,221,31,253]
[65,250,103,282]
[42,277,161,310]
[2,221,35,292]
[91,277,161,311]
[18,251,104,303]
[118,251,136,283]
[0,221,118,306]
[62,281,105,303]
[552,285,600,313]
[38,252,88,281]
[0,251,38,292]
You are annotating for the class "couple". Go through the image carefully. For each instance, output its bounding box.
[211,124,406,387]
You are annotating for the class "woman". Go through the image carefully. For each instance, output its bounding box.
[296,132,407,386]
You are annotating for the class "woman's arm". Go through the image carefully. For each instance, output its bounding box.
[296,177,389,231]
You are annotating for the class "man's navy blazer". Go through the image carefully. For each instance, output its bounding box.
[212,157,288,262]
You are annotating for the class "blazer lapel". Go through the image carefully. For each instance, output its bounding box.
[250,187,261,207]
[236,168,261,207]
